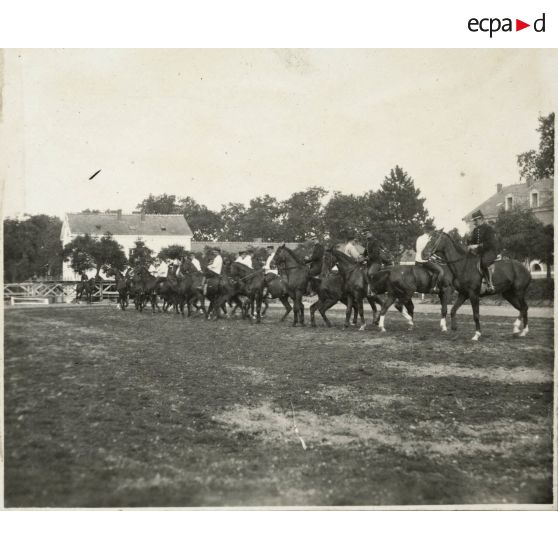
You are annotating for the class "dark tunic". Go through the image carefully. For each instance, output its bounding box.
[468,223,500,265]
[304,243,324,276]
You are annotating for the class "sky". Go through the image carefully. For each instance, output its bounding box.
[1,49,556,233]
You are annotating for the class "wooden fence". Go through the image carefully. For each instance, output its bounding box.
[4,281,118,302]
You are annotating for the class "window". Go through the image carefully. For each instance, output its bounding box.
[505,195,513,211]
[530,191,539,208]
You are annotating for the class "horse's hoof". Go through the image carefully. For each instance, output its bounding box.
[379,327,386,333]
[471,332,481,341]
[310,322,316,328]
[359,325,366,331]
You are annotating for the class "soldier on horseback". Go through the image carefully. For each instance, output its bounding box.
[303,235,324,295]
[341,231,361,261]
[186,251,202,272]
[467,210,499,294]
[201,247,223,295]
[415,223,445,294]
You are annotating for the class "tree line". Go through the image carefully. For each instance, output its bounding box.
[3,113,554,281]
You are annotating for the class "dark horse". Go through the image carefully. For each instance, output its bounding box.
[76,276,95,304]
[229,261,265,323]
[326,248,372,329]
[374,259,454,334]
[106,268,129,310]
[271,245,309,326]
[262,272,293,322]
[130,268,165,313]
[310,248,373,328]
[423,231,531,341]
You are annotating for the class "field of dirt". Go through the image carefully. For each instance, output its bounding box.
[3,305,554,507]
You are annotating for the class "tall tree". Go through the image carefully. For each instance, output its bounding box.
[372,166,433,261]
[4,215,63,281]
[517,112,555,180]
[280,187,327,241]
[219,202,247,241]
[323,192,369,242]
[241,195,283,241]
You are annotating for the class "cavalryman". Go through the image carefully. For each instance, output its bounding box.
[341,231,361,261]
[467,210,500,293]
[187,251,202,272]
[263,245,278,276]
[361,228,391,274]
[303,234,324,277]
[201,247,223,295]
[415,223,444,293]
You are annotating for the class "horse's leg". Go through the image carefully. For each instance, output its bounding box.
[469,293,482,341]
[502,290,529,336]
[279,295,292,322]
[344,293,353,328]
[310,298,320,327]
[357,298,366,331]
[299,290,305,326]
[254,290,263,324]
[450,291,468,331]
[438,288,449,332]
[399,298,414,330]
[378,292,396,333]
[365,295,378,326]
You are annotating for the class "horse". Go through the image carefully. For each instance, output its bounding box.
[309,248,369,328]
[76,277,95,304]
[271,245,309,326]
[262,272,293,322]
[325,248,373,329]
[203,258,248,320]
[229,261,265,323]
[423,231,531,341]
[131,268,165,313]
[105,268,129,310]
[373,258,455,334]
[176,260,207,317]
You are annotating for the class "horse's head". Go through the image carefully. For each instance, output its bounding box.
[270,245,286,268]
[422,231,447,261]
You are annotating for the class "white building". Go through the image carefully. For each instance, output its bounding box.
[61,212,193,280]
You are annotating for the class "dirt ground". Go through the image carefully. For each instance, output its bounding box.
[3,305,554,507]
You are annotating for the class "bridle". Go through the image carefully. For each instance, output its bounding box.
[428,232,466,265]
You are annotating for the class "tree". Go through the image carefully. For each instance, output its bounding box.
[495,208,550,263]
[128,239,155,269]
[517,112,555,180]
[280,187,327,241]
[241,195,284,241]
[4,215,63,281]
[179,196,222,241]
[136,193,182,214]
[62,233,127,277]
[158,244,188,261]
[323,192,369,242]
[372,166,433,261]
[62,234,97,276]
[219,203,247,241]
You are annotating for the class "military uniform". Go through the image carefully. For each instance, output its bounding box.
[304,242,324,277]
[468,212,500,291]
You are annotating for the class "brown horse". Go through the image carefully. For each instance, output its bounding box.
[326,249,371,329]
[423,231,531,341]
[270,245,309,326]
[130,268,165,313]
[105,268,129,310]
[262,273,293,322]
[76,277,95,304]
[229,261,265,323]
[374,260,455,334]
[310,248,373,328]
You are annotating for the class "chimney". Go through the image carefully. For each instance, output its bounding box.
[140,212,146,222]
[496,183,503,194]
[117,209,122,220]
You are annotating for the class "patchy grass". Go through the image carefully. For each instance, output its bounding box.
[3,305,554,507]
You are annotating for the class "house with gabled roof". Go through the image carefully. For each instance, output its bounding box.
[462,178,554,276]
[61,211,192,280]
[462,178,553,227]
